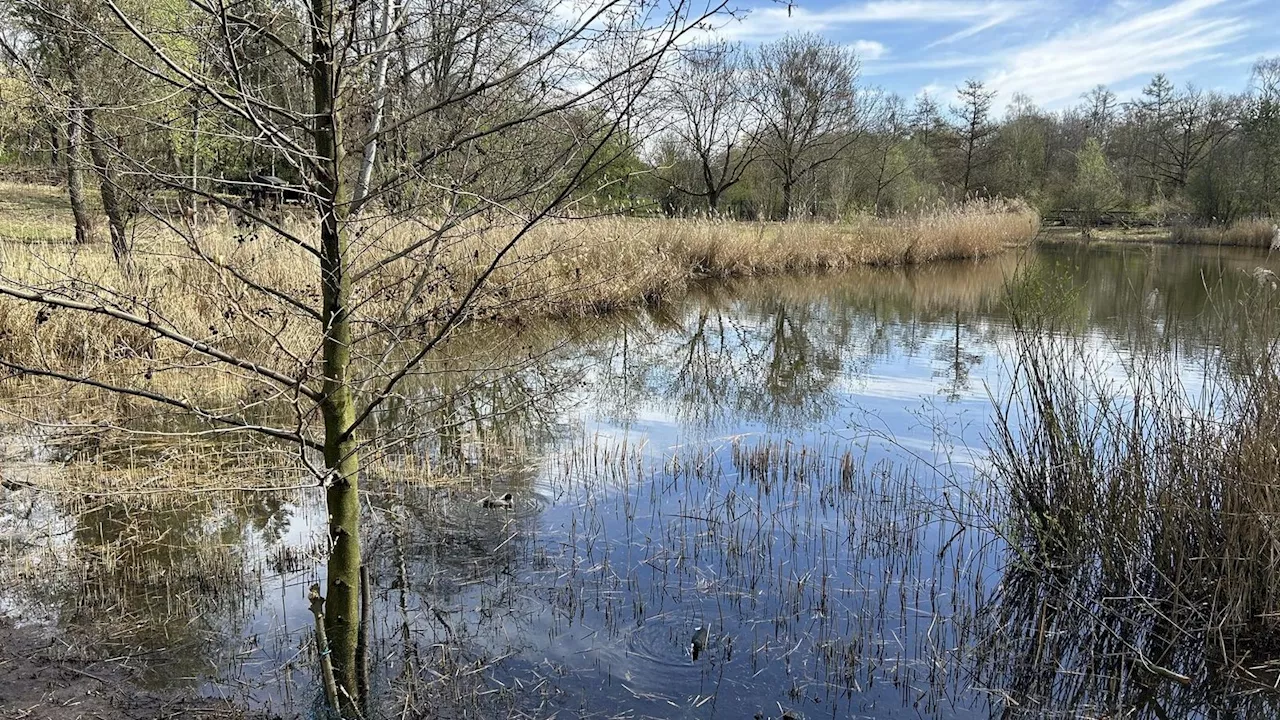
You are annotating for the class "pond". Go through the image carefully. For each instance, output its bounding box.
[3,242,1279,719]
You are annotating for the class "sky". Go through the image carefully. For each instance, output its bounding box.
[709,0,1278,111]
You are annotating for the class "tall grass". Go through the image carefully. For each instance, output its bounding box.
[1169,218,1278,247]
[0,192,1038,376]
[986,279,1280,700]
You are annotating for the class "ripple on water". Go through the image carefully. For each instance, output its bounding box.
[622,612,714,671]
[514,489,553,515]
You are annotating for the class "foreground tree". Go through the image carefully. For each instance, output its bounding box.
[0,0,726,714]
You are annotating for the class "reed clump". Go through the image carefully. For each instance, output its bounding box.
[1169,218,1278,247]
[989,284,1280,686]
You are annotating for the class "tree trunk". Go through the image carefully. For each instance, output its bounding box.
[780,180,793,221]
[311,1,363,715]
[80,104,131,273]
[962,140,974,197]
[49,121,63,177]
[64,108,95,245]
[353,0,395,210]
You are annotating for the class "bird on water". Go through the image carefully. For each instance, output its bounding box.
[479,492,514,509]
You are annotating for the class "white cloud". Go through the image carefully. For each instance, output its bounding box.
[1226,49,1280,67]
[717,0,1035,42]
[852,39,888,60]
[983,0,1252,107]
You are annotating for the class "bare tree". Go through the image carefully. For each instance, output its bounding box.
[1164,87,1237,189]
[749,33,862,220]
[3,1,142,263]
[660,42,755,213]
[1244,57,1280,215]
[951,78,996,197]
[1082,84,1117,142]
[0,1,96,243]
[865,94,916,214]
[0,0,726,715]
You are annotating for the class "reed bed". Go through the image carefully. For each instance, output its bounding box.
[984,283,1280,706]
[0,191,1037,373]
[1169,218,1279,247]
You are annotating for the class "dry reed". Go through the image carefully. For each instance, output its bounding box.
[988,280,1280,689]
[1169,218,1279,247]
[0,188,1038,378]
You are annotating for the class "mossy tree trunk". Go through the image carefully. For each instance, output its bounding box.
[82,107,131,272]
[310,0,363,715]
[64,107,94,245]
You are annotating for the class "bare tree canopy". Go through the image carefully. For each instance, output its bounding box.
[748,32,862,220]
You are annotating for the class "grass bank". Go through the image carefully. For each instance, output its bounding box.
[0,183,1037,373]
[1170,218,1278,247]
[1040,218,1278,248]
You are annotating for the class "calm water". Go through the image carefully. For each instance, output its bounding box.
[3,243,1279,719]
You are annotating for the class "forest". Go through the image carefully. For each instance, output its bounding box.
[0,4,1276,230]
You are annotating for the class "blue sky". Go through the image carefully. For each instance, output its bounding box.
[711,0,1277,110]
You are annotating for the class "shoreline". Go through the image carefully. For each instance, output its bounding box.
[1037,224,1278,249]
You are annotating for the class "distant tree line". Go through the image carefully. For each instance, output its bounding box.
[1,15,1278,226]
[649,38,1280,224]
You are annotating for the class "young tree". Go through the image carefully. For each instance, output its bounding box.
[749,33,862,220]
[0,0,726,715]
[1066,137,1123,235]
[951,78,996,196]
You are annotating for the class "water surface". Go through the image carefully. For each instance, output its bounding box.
[2,243,1277,719]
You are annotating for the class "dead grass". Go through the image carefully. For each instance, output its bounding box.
[0,182,82,244]
[1169,219,1277,247]
[1040,219,1280,248]
[0,184,1037,404]
[989,281,1280,685]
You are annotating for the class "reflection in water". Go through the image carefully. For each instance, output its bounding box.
[2,243,1279,718]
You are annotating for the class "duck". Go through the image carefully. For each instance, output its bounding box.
[478,492,514,509]
[690,625,711,660]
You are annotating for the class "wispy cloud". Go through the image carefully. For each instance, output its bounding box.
[718,0,1035,42]
[865,55,990,76]
[982,0,1252,107]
